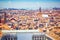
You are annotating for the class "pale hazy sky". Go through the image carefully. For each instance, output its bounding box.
[0,0,60,9]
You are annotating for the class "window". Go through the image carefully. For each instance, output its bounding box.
[32,35,46,40]
[1,34,17,40]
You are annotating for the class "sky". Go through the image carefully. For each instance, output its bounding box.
[0,0,60,9]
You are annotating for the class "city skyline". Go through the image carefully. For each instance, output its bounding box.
[0,0,60,9]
